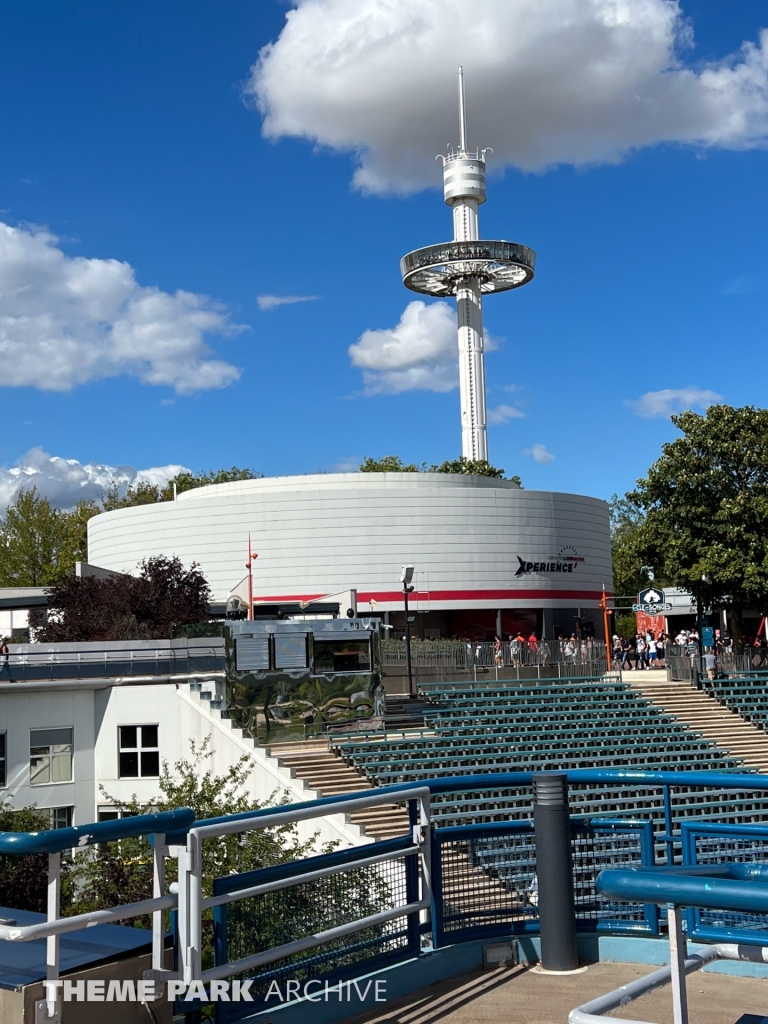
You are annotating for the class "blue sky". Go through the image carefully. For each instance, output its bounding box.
[0,0,766,507]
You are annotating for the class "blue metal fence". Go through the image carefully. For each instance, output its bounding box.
[3,768,768,1022]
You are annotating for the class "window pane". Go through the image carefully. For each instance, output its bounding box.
[119,751,139,778]
[235,637,270,671]
[141,725,158,749]
[49,807,72,829]
[140,751,160,777]
[30,756,50,786]
[30,729,72,748]
[51,754,72,783]
[98,810,120,821]
[119,726,138,750]
[314,639,371,673]
[0,734,6,758]
[274,635,308,669]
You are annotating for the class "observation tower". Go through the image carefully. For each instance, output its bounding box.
[400,68,536,462]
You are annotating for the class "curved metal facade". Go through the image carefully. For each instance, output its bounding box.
[87,473,612,612]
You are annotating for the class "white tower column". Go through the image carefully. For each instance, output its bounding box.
[456,277,487,461]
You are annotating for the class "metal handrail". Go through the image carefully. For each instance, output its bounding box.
[0,806,194,854]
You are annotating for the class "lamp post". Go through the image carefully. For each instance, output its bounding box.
[401,565,415,697]
[245,534,258,622]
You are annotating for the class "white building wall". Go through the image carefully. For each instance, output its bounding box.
[0,680,365,849]
[87,473,612,610]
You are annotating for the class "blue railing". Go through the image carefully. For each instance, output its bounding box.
[3,769,768,1022]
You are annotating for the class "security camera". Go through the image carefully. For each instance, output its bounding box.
[225,595,247,620]
[400,565,414,586]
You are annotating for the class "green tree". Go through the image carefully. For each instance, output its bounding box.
[429,456,511,480]
[65,741,318,962]
[609,494,653,598]
[359,456,421,472]
[0,488,70,586]
[629,405,768,631]
[0,802,52,912]
[161,466,261,499]
[101,481,161,511]
[101,467,260,510]
[360,454,520,484]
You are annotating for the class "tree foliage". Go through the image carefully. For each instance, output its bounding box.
[0,489,98,586]
[360,454,519,484]
[0,802,52,912]
[629,405,768,614]
[34,555,211,641]
[102,467,260,511]
[64,741,318,961]
[609,494,653,598]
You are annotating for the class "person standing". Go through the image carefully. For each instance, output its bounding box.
[704,650,717,681]
[0,639,8,674]
[647,634,658,666]
[621,636,634,670]
[494,635,503,667]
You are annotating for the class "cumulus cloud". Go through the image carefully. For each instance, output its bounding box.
[523,443,555,464]
[488,404,524,425]
[0,448,188,512]
[349,300,458,394]
[626,387,722,418]
[0,221,244,392]
[257,293,319,310]
[249,0,768,194]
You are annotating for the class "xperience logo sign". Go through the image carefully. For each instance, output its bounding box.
[514,546,584,578]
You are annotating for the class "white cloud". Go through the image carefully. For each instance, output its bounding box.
[249,1,768,195]
[523,443,555,464]
[0,221,244,392]
[257,293,319,310]
[349,300,458,394]
[626,386,721,419]
[488,404,524,425]
[0,448,188,511]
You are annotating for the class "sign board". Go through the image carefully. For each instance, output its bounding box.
[632,587,673,614]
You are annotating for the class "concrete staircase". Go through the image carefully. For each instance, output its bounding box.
[265,739,410,840]
[627,670,768,772]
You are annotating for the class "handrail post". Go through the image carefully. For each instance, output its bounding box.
[188,831,203,981]
[39,851,62,1023]
[667,904,689,1024]
[533,772,579,971]
[152,833,166,972]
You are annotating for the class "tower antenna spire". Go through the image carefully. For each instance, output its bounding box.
[457,66,467,152]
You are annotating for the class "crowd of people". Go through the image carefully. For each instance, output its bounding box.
[611,630,668,670]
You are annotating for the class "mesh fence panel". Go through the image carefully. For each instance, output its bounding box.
[219,853,414,1004]
[690,835,768,935]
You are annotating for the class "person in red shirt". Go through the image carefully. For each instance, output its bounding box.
[528,632,538,653]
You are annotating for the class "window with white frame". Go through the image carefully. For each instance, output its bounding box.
[118,725,159,778]
[41,806,73,829]
[30,728,73,785]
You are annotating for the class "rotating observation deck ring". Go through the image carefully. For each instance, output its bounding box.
[400,240,536,297]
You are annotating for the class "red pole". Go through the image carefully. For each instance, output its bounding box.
[246,533,256,621]
[601,586,612,668]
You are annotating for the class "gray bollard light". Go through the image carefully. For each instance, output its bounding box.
[533,771,579,971]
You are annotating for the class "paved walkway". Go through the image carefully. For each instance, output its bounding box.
[347,962,768,1024]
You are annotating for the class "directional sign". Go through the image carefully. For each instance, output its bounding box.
[632,587,673,614]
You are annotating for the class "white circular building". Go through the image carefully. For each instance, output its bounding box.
[87,473,612,641]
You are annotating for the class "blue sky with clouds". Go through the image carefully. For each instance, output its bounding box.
[0,0,766,508]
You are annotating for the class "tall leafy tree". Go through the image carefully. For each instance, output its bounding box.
[609,494,653,598]
[630,405,768,629]
[0,488,70,586]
